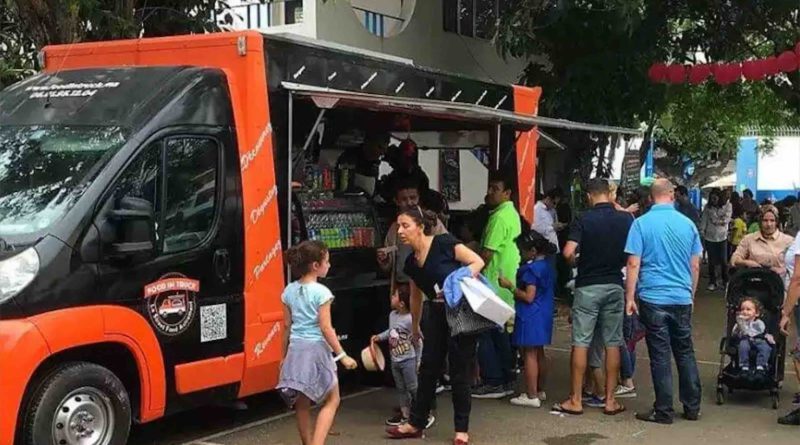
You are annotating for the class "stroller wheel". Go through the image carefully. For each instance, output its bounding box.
[716,388,726,405]
[772,392,780,410]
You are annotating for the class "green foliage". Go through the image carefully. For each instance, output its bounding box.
[496,0,799,159]
[657,81,799,158]
[0,0,37,88]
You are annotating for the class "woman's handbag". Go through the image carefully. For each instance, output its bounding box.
[445,297,496,337]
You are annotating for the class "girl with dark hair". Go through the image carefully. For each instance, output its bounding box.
[277,240,357,445]
[499,230,557,408]
[385,207,485,445]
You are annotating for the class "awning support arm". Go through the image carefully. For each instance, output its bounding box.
[292,107,327,171]
[286,92,294,281]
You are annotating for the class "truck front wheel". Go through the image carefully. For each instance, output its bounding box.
[23,362,132,445]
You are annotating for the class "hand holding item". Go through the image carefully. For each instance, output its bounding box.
[498,275,514,291]
[376,245,397,265]
[626,299,638,316]
[370,335,380,344]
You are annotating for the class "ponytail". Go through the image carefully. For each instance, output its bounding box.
[285,240,328,276]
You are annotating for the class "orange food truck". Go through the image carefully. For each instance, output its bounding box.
[0,31,636,445]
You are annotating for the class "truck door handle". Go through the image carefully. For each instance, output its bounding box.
[213,248,231,284]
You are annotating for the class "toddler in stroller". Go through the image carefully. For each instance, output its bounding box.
[731,298,774,373]
[716,268,786,409]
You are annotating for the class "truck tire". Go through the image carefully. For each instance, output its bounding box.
[23,362,132,445]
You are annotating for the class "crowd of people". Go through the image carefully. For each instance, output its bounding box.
[275,161,800,443]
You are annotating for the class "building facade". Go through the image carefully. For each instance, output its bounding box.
[737,130,800,202]
[222,0,529,84]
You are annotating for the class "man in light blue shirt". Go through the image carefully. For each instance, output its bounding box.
[625,179,703,425]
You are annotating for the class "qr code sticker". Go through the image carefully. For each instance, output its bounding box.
[200,304,227,343]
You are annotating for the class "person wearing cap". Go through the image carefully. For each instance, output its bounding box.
[336,129,389,196]
[379,138,450,225]
[379,139,431,201]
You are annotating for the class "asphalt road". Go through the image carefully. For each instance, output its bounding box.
[130,277,800,445]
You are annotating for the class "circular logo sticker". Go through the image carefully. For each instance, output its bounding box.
[143,273,199,336]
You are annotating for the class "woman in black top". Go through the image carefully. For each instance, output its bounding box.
[385,208,484,445]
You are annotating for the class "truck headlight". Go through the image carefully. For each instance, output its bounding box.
[0,248,40,302]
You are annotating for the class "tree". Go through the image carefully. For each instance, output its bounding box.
[0,0,37,88]
[495,0,799,173]
[657,81,798,158]
[665,0,800,112]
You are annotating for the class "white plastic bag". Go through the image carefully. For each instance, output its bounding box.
[460,277,515,326]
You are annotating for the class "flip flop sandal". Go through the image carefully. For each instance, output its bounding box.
[551,402,584,415]
[603,405,627,416]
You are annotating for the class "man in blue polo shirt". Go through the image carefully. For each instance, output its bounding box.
[625,178,703,425]
[554,178,632,416]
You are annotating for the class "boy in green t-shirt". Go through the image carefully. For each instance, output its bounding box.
[473,171,522,399]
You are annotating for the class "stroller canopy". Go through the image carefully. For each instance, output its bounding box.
[726,268,785,312]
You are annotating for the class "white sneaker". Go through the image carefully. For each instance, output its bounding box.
[707,283,717,291]
[538,391,547,401]
[614,385,637,398]
[510,394,541,408]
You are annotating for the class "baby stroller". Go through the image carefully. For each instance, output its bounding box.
[716,268,786,408]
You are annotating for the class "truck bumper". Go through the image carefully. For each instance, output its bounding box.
[0,319,50,445]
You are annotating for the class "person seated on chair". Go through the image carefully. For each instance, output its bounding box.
[732,297,774,374]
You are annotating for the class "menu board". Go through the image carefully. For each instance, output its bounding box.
[621,147,641,193]
[440,149,461,202]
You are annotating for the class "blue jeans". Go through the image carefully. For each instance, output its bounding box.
[738,337,771,369]
[639,301,702,418]
[478,327,514,387]
[620,314,638,380]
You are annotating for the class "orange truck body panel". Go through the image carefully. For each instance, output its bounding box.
[512,85,542,225]
[43,31,286,398]
[175,353,245,395]
[0,306,167,445]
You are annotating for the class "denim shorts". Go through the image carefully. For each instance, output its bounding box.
[571,284,624,347]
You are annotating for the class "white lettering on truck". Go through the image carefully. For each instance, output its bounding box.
[240,122,273,172]
[250,185,279,225]
[253,240,282,281]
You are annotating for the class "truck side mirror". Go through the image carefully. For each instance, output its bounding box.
[107,196,156,262]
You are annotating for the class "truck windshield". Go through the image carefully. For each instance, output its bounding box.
[0,125,127,237]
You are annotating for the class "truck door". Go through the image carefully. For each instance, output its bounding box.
[93,128,245,411]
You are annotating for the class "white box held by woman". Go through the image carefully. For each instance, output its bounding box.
[460,277,515,326]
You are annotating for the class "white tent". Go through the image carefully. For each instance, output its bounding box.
[702,173,736,189]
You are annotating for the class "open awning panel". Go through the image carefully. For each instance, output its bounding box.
[282,82,642,136]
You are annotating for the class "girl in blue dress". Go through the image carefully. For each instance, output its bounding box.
[499,230,556,408]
